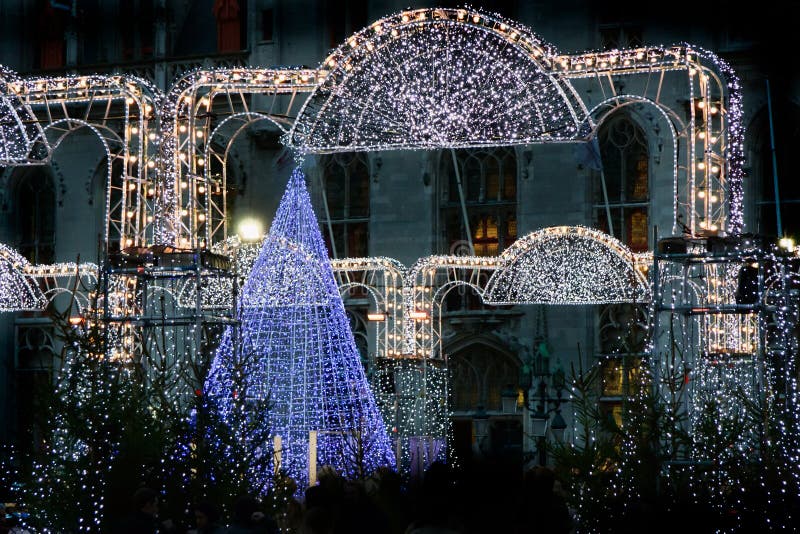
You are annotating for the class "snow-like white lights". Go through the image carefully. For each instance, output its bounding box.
[483,226,650,305]
[288,8,583,153]
[0,242,46,311]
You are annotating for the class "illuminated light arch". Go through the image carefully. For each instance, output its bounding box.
[41,287,90,313]
[158,67,317,246]
[24,262,99,314]
[0,243,46,312]
[288,7,587,153]
[483,226,650,305]
[3,73,162,248]
[338,281,385,309]
[0,67,44,165]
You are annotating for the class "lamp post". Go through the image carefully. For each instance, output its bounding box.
[527,357,568,465]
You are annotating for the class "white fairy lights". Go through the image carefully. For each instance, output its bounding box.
[0,65,42,165]
[0,242,46,311]
[2,24,743,246]
[483,226,650,305]
[2,68,162,248]
[288,7,583,153]
[157,67,317,247]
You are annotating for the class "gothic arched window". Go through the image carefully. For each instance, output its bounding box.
[755,103,800,239]
[440,148,517,256]
[595,113,649,252]
[15,170,56,264]
[450,344,520,412]
[320,153,370,258]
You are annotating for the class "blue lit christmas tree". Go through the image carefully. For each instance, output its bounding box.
[206,167,395,492]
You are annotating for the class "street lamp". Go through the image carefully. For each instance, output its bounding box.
[527,355,569,464]
[501,385,518,414]
[238,218,263,242]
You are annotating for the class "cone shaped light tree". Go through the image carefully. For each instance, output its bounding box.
[206,167,395,491]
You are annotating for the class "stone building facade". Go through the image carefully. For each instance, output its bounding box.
[0,0,796,467]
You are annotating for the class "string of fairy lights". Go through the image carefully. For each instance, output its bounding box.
[206,168,395,491]
[0,8,743,247]
[641,239,800,527]
[0,65,42,165]
[483,226,650,305]
[0,5,785,530]
[0,243,47,311]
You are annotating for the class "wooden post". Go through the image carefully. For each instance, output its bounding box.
[308,430,318,487]
[273,435,282,474]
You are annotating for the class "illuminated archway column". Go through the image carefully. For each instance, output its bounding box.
[5,73,162,249]
[558,45,743,236]
[157,68,318,247]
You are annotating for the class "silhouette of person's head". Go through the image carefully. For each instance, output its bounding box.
[132,487,159,517]
[232,494,259,526]
[194,500,220,529]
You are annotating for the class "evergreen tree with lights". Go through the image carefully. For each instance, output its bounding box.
[206,167,395,494]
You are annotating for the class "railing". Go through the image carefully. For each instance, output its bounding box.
[21,51,250,90]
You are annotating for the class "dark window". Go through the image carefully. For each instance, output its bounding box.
[15,325,56,454]
[37,2,66,69]
[756,103,800,240]
[214,0,242,52]
[594,113,649,252]
[327,0,368,49]
[15,170,56,264]
[320,153,370,258]
[120,0,154,60]
[450,345,520,412]
[261,8,274,41]
[440,148,517,257]
[599,24,643,50]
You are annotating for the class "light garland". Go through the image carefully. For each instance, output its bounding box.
[483,226,650,305]
[287,7,583,153]
[689,45,745,235]
[0,65,41,165]
[0,8,765,528]
[1,67,162,248]
[2,29,743,246]
[0,242,47,311]
[649,237,800,526]
[206,168,394,492]
[156,67,317,246]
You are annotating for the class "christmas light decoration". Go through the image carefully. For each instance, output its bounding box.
[483,226,650,305]
[0,65,42,164]
[690,46,745,234]
[647,237,800,527]
[0,8,763,528]
[206,168,395,492]
[1,67,162,247]
[288,7,585,153]
[0,242,47,311]
[156,67,317,246]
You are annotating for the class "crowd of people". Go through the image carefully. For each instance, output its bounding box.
[114,460,575,534]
